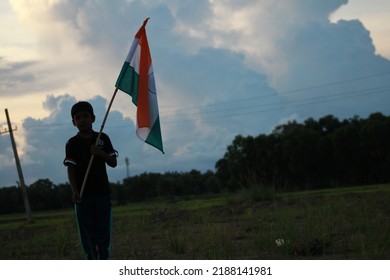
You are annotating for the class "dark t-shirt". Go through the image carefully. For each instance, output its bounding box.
[64,131,117,196]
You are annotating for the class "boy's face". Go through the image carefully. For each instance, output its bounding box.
[72,110,94,132]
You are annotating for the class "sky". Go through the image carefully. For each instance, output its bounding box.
[1,0,390,187]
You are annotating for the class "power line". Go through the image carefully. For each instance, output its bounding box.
[13,71,390,129]
[161,84,390,119]
[160,71,390,113]
[161,86,390,124]
[101,85,389,127]
[22,85,390,129]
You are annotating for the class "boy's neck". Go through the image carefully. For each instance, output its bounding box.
[78,129,94,138]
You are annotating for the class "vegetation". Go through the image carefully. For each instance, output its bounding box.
[216,112,390,190]
[0,112,389,259]
[0,184,389,259]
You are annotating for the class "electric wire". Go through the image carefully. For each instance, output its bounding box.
[11,71,390,130]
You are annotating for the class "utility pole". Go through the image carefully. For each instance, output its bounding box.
[4,109,33,222]
[125,157,130,178]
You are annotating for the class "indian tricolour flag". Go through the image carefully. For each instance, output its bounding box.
[115,18,164,153]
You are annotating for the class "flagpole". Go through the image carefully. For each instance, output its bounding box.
[79,87,119,199]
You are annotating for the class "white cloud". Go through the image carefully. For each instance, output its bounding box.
[1,0,390,186]
[330,0,390,59]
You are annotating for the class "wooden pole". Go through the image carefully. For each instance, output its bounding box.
[5,109,33,222]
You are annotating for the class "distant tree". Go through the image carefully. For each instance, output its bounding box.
[28,178,57,210]
[55,182,73,209]
[215,113,390,191]
[203,171,222,194]
[331,117,363,185]
[360,113,390,183]
[0,186,24,214]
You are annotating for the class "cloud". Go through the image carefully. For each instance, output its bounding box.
[2,0,390,187]
[0,130,16,178]
[330,0,390,59]
[9,0,388,100]
[0,58,39,96]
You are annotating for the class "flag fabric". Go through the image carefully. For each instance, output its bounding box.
[115,18,164,153]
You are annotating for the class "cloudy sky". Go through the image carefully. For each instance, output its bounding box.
[1,0,390,187]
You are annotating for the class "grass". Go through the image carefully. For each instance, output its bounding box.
[0,184,389,259]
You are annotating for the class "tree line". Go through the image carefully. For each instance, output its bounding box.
[216,112,390,190]
[0,171,221,214]
[1,112,389,214]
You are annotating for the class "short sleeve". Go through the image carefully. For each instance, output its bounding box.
[63,139,77,166]
[101,133,118,158]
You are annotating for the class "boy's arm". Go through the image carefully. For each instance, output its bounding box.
[67,165,81,203]
[90,145,117,168]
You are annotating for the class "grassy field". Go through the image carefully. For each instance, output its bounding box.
[0,184,389,259]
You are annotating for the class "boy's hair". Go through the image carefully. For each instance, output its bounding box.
[71,101,95,120]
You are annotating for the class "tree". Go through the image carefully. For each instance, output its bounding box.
[360,113,390,183]
[215,113,390,191]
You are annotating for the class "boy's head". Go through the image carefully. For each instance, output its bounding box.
[71,101,95,124]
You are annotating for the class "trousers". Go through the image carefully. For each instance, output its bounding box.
[75,194,112,260]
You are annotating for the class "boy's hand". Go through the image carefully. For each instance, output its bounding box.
[90,144,117,167]
[90,145,105,157]
[72,191,81,204]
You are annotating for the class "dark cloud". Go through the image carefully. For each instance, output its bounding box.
[44,0,176,60]
[176,0,212,23]
[275,18,390,119]
[0,59,39,95]
[0,128,18,187]
[2,0,390,187]
[295,0,348,20]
